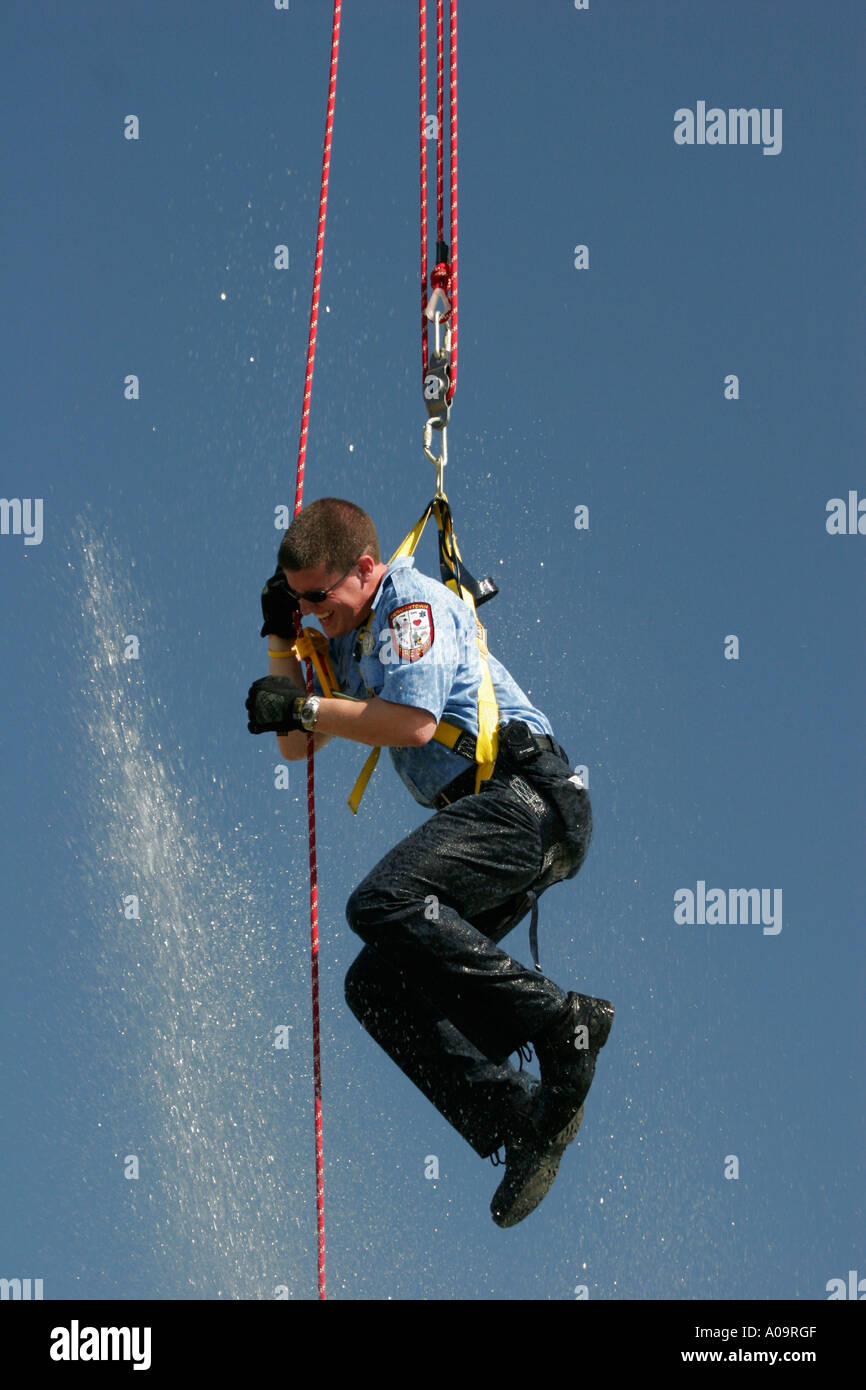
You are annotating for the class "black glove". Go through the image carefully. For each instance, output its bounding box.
[260,566,300,639]
[246,675,307,735]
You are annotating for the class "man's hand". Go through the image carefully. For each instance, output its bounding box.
[246,675,307,734]
[260,566,300,639]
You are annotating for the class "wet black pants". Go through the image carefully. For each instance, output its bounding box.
[344,725,592,1157]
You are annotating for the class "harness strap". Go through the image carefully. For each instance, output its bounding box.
[289,627,377,814]
[527,889,541,972]
[431,497,498,790]
[292,627,340,697]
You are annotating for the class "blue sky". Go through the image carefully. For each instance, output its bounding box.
[1,0,863,1300]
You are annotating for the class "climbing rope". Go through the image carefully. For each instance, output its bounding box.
[292,0,342,1304]
[419,0,458,403]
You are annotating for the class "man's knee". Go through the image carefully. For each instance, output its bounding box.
[346,876,417,940]
[343,949,368,1016]
[346,880,378,939]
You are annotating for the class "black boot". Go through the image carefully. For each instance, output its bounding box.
[490,1103,585,1229]
[531,992,614,1140]
[488,994,614,1229]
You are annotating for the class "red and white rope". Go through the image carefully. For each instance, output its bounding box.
[419,0,458,399]
[293,0,342,1304]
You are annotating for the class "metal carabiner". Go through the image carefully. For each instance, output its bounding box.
[425,300,451,357]
[424,418,448,497]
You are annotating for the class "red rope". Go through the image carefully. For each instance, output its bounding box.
[436,0,444,247]
[293,0,342,1304]
[294,1,342,520]
[419,1,458,400]
[419,2,428,377]
[447,0,458,401]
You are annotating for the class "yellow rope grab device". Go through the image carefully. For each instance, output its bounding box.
[290,314,501,813]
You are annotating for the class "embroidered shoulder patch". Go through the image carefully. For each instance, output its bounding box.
[388,602,434,662]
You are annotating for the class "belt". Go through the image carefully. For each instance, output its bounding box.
[431,732,569,810]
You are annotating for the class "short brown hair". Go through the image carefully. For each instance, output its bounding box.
[277,498,380,574]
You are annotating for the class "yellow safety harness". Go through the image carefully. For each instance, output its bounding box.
[286,495,499,813]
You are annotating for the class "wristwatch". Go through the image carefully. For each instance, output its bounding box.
[296,695,321,732]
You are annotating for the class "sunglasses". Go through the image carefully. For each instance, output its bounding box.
[285,556,362,605]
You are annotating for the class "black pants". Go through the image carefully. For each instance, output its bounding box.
[344,723,593,1157]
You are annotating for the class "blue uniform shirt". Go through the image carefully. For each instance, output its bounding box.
[317,555,554,807]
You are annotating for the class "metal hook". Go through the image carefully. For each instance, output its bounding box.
[423,418,448,497]
[425,306,451,362]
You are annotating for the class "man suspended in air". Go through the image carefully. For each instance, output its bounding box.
[246,496,613,1227]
